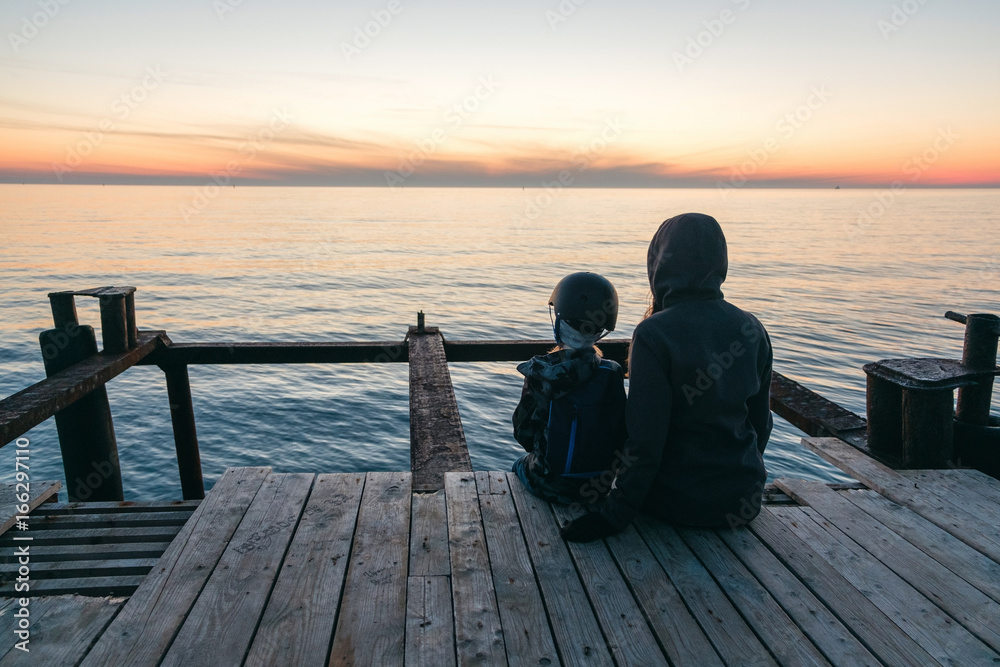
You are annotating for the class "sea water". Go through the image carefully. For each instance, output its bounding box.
[1,186,997,499]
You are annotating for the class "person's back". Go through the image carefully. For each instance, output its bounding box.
[562,213,772,540]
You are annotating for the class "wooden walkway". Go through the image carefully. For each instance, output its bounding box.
[4,437,1000,665]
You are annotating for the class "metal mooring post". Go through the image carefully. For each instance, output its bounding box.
[40,290,126,501]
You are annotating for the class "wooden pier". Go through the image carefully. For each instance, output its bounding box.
[2,289,998,664]
[1,435,999,665]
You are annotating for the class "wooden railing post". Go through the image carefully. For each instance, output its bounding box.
[407,321,472,491]
[40,293,124,501]
[160,364,205,500]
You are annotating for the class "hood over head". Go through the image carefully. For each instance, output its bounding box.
[647,213,727,311]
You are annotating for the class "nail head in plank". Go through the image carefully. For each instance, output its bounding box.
[506,473,613,666]
[329,472,412,667]
[444,472,506,665]
[80,466,271,667]
[635,516,777,667]
[244,473,365,667]
[406,576,457,667]
[409,490,450,577]
[552,505,668,666]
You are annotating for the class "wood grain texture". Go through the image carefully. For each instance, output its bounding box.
[161,473,314,667]
[716,525,880,666]
[635,516,777,667]
[506,473,612,667]
[479,481,558,667]
[245,473,365,667]
[406,575,457,667]
[841,488,1000,604]
[0,481,60,536]
[552,505,666,666]
[778,478,1000,653]
[410,491,450,577]
[770,505,1000,664]
[677,528,832,667]
[80,466,271,667]
[329,472,412,667]
[0,595,123,666]
[409,333,472,491]
[604,526,723,667]
[444,472,506,666]
[749,508,936,666]
[800,437,1000,562]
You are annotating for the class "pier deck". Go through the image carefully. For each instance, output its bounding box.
[3,436,998,666]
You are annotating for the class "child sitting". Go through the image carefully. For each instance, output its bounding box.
[512,272,628,507]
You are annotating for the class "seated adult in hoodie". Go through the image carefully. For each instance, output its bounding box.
[562,213,773,541]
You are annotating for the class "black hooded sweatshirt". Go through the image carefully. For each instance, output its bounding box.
[599,213,773,529]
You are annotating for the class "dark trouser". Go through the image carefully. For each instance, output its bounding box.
[512,455,604,508]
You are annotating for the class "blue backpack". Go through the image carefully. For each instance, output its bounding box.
[545,359,628,479]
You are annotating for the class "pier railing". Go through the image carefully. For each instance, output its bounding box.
[1,288,994,502]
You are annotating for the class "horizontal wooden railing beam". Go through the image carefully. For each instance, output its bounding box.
[0,331,169,447]
[443,339,631,366]
[140,342,408,366]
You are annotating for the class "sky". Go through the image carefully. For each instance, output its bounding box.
[0,0,998,187]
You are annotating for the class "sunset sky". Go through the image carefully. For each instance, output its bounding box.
[1,0,998,186]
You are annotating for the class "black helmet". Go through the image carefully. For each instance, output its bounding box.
[549,272,619,335]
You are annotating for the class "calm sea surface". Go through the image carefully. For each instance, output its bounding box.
[1,186,997,499]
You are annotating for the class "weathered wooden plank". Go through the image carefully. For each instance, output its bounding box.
[329,472,412,666]
[748,508,936,666]
[80,466,270,667]
[444,472,505,666]
[26,510,192,530]
[801,436,1000,562]
[479,479,558,666]
[0,595,123,666]
[635,516,777,666]
[0,481,61,536]
[144,341,409,365]
[32,500,199,515]
[717,524,880,666]
[0,330,168,446]
[244,473,365,667]
[409,332,472,491]
[770,505,1000,664]
[552,506,667,666]
[604,527,723,667]
[0,542,173,563]
[410,490,449,577]
[899,469,1000,520]
[0,557,157,579]
[406,576,457,667]
[0,575,144,597]
[0,525,183,547]
[506,473,612,666]
[841,488,1000,604]
[951,468,1000,505]
[161,473,314,667]
[488,471,511,496]
[677,528,830,666]
[778,478,1000,652]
